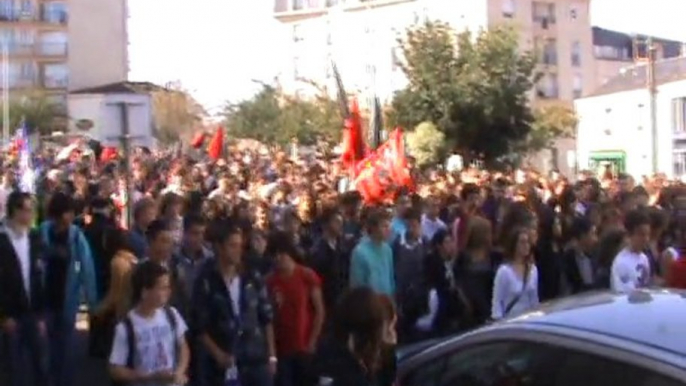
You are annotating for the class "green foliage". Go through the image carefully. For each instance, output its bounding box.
[406,122,446,167]
[525,104,578,153]
[0,93,66,135]
[223,85,341,146]
[150,81,207,145]
[388,21,539,165]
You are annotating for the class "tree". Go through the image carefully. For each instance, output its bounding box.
[389,21,539,165]
[149,81,207,144]
[223,84,341,146]
[525,104,578,153]
[406,122,445,168]
[0,91,67,135]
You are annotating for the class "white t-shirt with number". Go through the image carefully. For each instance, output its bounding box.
[610,247,651,293]
[109,307,188,386]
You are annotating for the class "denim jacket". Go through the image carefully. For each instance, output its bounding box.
[191,260,273,365]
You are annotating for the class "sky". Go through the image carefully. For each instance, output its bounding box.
[127,0,686,111]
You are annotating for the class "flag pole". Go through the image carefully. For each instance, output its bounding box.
[2,37,9,145]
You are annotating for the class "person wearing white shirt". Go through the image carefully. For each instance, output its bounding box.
[611,210,652,293]
[109,261,190,386]
[421,197,447,240]
[491,228,539,320]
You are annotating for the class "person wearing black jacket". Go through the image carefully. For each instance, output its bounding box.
[0,191,48,386]
[82,197,118,302]
[309,209,349,315]
[191,225,276,386]
[563,217,598,294]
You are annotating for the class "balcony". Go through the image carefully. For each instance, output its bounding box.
[36,42,68,57]
[41,9,68,25]
[42,75,68,89]
[274,0,416,22]
[0,8,37,23]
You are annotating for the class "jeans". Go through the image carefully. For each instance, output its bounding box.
[1,315,49,386]
[276,354,314,386]
[239,364,273,386]
[46,311,76,386]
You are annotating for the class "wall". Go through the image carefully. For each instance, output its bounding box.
[68,93,154,148]
[68,0,129,90]
[575,84,682,180]
[594,59,631,89]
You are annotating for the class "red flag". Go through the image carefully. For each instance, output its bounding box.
[191,132,206,149]
[100,147,118,162]
[207,127,224,160]
[353,128,414,204]
[341,98,365,168]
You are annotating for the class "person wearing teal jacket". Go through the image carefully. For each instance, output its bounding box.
[350,211,396,296]
[39,192,98,386]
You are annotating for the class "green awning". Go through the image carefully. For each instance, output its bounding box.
[590,150,626,160]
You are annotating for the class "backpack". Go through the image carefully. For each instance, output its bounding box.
[111,305,179,386]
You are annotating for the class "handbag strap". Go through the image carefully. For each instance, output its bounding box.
[504,264,530,316]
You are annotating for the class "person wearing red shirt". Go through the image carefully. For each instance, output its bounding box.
[266,232,325,386]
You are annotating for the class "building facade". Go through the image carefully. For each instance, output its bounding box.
[0,0,128,105]
[592,26,685,89]
[575,57,686,180]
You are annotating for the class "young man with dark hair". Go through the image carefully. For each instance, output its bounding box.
[173,214,213,316]
[267,231,325,386]
[109,261,190,386]
[144,220,189,320]
[0,191,48,386]
[563,217,598,294]
[309,208,348,314]
[129,198,157,260]
[192,225,276,386]
[611,209,651,292]
[350,210,395,296]
[39,191,97,386]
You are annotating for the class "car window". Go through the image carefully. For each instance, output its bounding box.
[554,348,683,386]
[437,341,559,386]
[402,354,446,386]
[401,340,685,386]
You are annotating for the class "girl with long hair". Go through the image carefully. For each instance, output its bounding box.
[491,227,539,320]
[314,288,396,386]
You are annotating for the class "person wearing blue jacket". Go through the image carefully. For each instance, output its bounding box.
[39,192,98,386]
[350,210,396,296]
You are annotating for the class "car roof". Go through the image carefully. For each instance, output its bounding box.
[502,289,686,356]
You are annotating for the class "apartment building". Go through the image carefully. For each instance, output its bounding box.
[0,0,128,105]
[592,26,685,88]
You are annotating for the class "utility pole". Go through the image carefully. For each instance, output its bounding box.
[107,101,143,228]
[647,37,659,174]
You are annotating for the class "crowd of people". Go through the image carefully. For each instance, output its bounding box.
[1,145,686,386]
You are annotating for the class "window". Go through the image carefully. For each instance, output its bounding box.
[571,41,581,66]
[502,0,515,18]
[38,31,67,56]
[573,73,582,98]
[292,24,303,42]
[41,1,67,24]
[292,0,304,10]
[532,2,556,26]
[673,97,686,133]
[326,0,339,6]
[569,3,579,20]
[536,72,559,99]
[43,62,68,88]
[673,151,686,178]
[540,38,557,65]
[594,45,630,60]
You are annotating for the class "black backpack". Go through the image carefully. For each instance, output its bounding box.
[111,305,179,386]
